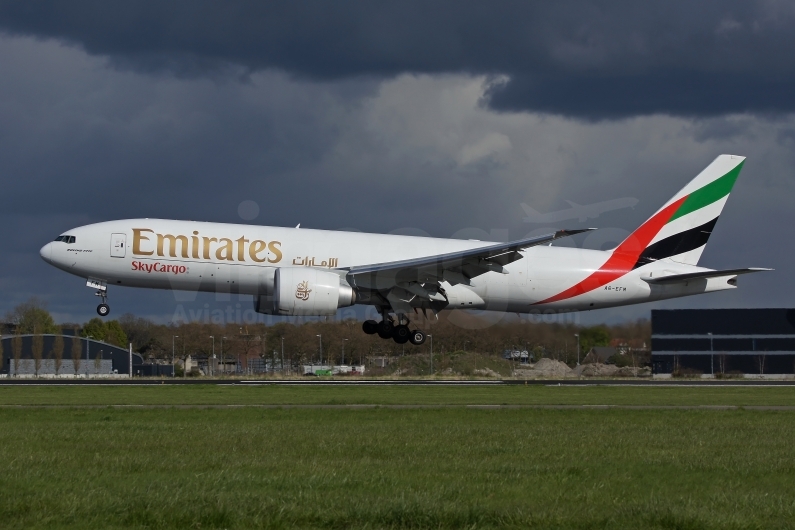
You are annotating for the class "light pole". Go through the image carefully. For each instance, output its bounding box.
[172,335,178,377]
[317,334,323,365]
[708,332,713,376]
[221,336,227,375]
[342,338,348,365]
[209,336,215,377]
[430,334,434,374]
[574,333,580,365]
[85,335,93,378]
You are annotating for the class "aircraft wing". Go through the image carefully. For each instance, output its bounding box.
[344,229,593,311]
[640,267,772,284]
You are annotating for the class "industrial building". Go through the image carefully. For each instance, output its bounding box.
[1,334,144,377]
[651,309,795,377]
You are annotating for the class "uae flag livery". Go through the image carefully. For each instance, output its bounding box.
[537,155,744,304]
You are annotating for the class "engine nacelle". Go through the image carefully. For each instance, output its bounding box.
[254,268,356,316]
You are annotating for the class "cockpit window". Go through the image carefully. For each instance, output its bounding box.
[54,235,76,243]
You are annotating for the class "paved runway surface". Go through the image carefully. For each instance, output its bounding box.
[1,378,795,386]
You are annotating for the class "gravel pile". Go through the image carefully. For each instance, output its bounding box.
[573,363,619,377]
[514,358,573,378]
[572,363,652,377]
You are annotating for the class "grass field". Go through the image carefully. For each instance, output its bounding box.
[1,386,794,529]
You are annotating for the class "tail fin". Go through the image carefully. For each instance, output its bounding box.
[617,154,745,268]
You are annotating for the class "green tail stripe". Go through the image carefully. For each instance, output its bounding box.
[667,161,744,223]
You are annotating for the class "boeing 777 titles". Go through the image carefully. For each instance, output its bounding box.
[41,155,770,345]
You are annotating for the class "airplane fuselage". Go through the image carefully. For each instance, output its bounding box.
[40,218,735,315]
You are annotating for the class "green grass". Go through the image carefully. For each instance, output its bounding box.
[1,384,795,406]
[2,386,795,528]
[2,407,795,529]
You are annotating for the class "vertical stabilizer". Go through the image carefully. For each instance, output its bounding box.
[618,154,745,267]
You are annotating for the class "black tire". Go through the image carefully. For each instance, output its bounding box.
[392,325,411,344]
[392,325,410,344]
[409,329,426,345]
[362,320,378,335]
[97,303,110,317]
[377,320,394,340]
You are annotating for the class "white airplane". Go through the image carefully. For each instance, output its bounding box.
[521,197,639,223]
[40,155,770,346]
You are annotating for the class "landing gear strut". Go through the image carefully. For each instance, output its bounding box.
[96,289,110,316]
[87,278,110,317]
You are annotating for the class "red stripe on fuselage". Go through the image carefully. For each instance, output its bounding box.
[534,196,687,305]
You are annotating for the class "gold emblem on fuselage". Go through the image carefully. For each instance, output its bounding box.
[295,281,312,301]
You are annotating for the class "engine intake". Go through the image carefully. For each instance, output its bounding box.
[255,268,356,316]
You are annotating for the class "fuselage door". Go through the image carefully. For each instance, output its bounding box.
[111,233,126,258]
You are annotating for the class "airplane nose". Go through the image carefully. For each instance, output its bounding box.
[40,242,53,264]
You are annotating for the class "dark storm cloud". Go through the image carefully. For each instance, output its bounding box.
[1,1,794,119]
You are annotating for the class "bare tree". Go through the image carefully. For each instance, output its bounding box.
[71,336,82,376]
[757,353,767,375]
[52,334,64,376]
[32,334,43,377]
[718,353,727,375]
[12,335,22,377]
[94,348,103,375]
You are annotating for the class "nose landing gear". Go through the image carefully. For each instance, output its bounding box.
[87,278,110,317]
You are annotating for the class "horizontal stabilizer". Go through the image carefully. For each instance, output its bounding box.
[641,268,772,284]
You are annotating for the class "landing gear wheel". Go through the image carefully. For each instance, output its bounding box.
[377,320,394,340]
[409,329,426,346]
[97,303,110,317]
[392,325,410,344]
[362,320,378,335]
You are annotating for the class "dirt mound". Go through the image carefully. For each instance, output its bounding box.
[574,363,619,377]
[514,358,573,378]
[571,363,652,378]
[615,366,652,377]
[473,368,500,378]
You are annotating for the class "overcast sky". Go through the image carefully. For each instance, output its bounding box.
[1,1,793,326]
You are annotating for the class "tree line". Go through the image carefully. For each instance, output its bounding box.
[3,298,650,370]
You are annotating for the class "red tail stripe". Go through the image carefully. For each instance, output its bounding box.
[534,196,687,305]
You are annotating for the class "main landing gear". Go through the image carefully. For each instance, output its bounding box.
[362,314,426,345]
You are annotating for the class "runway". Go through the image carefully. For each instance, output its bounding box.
[1,378,795,386]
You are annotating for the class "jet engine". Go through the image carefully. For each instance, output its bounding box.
[255,268,356,316]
